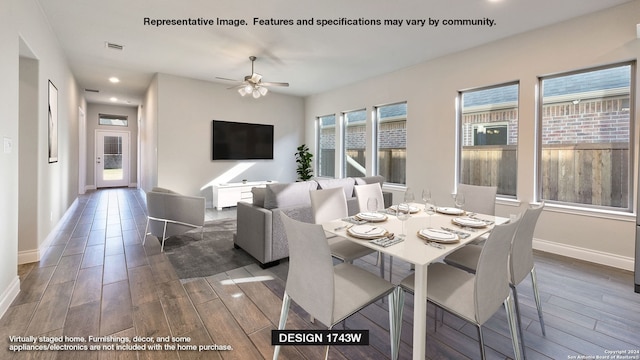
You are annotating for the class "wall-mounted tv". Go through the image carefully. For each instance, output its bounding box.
[212,120,274,160]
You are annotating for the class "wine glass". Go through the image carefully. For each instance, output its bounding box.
[396,202,411,238]
[454,192,466,211]
[404,189,415,204]
[366,197,378,214]
[426,201,436,227]
[421,189,431,211]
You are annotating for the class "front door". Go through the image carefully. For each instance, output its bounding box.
[96,130,129,188]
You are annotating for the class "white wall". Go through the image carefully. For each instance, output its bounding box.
[140,75,159,193]
[0,0,21,316]
[85,103,139,187]
[305,1,640,270]
[143,73,305,202]
[1,0,83,315]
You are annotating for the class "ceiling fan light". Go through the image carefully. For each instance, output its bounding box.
[244,84,253,93]
[252,89,261,98]
[258,86,268,96]
[238,87,248,96]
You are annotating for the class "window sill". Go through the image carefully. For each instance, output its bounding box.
[535,202,635,222]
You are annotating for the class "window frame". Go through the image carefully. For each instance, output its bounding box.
[98,113,128,127]
[457,81,520,199]
[316,114,337,178]
[535,61,635,213]
[374,101,407,186]
[341,108,368,178]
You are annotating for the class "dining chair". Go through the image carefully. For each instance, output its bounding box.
[457,183,497,215]
[443,203,546,357]
[310,187,385,279]
[354,183,393,280]
[399,218,523,360]
[273,214,404,360]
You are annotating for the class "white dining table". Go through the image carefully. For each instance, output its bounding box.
[322,203,509,360]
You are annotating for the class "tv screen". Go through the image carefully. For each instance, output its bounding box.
[212,120,274,160]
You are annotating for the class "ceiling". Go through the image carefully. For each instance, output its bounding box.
[35,0,633,106]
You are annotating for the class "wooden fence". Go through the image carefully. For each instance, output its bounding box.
[461,143,629,208]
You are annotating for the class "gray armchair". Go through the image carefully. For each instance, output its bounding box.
[143,187,206,251]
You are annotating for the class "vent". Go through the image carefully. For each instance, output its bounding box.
[84,88,100,93]
[105,42,124,51]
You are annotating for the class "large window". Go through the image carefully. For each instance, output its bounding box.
[538,63,633,211]
[343,109,367,177]
[459,83,519,197]
[375,102,407,185]
[317,114,336,177]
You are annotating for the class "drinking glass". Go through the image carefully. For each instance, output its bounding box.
[396,202,411,238]
[454,192,465,210]
[366,197,378,214]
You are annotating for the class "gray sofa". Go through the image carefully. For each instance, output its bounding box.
[234,176,392,267]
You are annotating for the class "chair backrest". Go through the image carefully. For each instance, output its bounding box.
[309,187,349,224]
[354,183,385,212]
[474,217,520,324]
[457,183,497,215]
[281,213,335,327]
[510,203,544,285]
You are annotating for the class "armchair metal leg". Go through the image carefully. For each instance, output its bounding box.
[143,217,150,246]
[388,287,404,360]
[530,267,546,336]
[504,295,523,360]
[160,221,168,252]
[477,325,486,360]
[510,284,527,359]
[273,292,291,360]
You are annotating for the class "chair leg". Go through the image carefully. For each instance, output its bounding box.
[530,267,546,336]
[143,217,150,245]
[273,292,291,360]
[160,221,168,252]
[324,325,333,360]
[388,287,404,360]
[504,296,523,360]
[510,284,527,359]
[477,325,486,360]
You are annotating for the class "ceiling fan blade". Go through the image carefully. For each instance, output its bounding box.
[226,84,247,90]
[260,81,289,87]
[216,76,242,82]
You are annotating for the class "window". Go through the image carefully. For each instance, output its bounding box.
[538,63,633,211]
[317,114,336,177]
[343,109,367,177]
[375,102,407,185]
[99,114,128,127]
[459,83,519,197]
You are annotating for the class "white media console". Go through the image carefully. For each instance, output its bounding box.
[210,180,275,210]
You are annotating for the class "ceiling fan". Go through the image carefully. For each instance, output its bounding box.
[216,56,289,98]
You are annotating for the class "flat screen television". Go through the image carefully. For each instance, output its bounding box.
[212,120,274,160]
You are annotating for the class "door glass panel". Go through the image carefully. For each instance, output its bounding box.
[103,136,123,181]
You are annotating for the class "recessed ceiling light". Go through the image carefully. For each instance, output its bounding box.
[109,77,120,83]
[109,97,118,102]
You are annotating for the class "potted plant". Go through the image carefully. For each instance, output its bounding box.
[295,144,313,181]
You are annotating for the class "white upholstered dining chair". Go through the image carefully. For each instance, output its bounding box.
[456,183,497,215]
[443,203,546,357]
[310,187,385,278]
[273,214,403,360]
[399,218,523,360]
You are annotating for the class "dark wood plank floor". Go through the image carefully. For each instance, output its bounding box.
[1,188,639,359]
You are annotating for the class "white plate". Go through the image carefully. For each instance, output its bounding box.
[436,207,465,215]
[418,228,459,243]
[356,212,388,222]
[452,217,487,228]
[389,204,420,214]
[347,225,388,239]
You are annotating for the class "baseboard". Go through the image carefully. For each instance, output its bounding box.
[0,276,20,319]
[129,182,137,188]
[85,184,96,191]
[533,237,634,272]
[18,197,80,265]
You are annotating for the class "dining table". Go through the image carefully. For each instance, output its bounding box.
[321,203,509,360]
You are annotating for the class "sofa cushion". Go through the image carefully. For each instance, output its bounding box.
[354,175,385,186]
[316,177,356,198]
[252,187,266,207]
[264,180,318,209]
